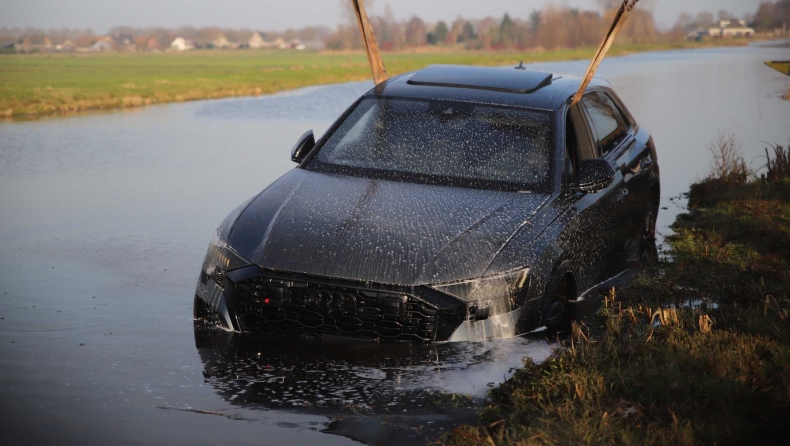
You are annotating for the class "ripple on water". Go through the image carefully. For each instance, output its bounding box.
[194,326,554,416]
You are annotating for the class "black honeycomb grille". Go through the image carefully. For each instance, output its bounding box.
[234,277,438,342]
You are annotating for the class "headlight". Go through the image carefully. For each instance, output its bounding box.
[201,231,251,287]
[429,268,529,320]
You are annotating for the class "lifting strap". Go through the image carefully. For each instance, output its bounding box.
[350,0,389,85]
[571,0,640,106]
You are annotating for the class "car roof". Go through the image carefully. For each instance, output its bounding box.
[368,64,611,112]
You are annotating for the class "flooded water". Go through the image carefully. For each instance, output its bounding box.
[1,44,789,444]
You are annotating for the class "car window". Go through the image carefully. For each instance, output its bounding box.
[582,92,629,157]
[567,103,596,161]
[308,97,553,191]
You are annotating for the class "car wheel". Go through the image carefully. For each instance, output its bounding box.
[542,271,574,333]
[638,211,657,266]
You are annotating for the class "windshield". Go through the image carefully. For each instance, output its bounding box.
[306,97,553,191]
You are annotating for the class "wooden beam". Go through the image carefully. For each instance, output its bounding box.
[350,0,388,85]
[571,0,640,106]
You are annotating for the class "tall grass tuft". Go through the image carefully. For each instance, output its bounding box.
[689,131,752,208]
[705,130,749,184]
[762,143,790,183]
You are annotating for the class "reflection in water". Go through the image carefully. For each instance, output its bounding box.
[194,324,553,442]
[194,324,554,409]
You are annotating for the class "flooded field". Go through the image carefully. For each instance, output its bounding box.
[1,44,789,444]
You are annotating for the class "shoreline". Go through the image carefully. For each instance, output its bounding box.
[0,38,766,121]
[442,146,790,445]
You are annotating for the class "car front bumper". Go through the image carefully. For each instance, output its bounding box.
[195,265,527,342]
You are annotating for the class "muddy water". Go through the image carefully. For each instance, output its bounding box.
[1,44,788,445]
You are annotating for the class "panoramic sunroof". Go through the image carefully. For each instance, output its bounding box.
[407,65,553,94]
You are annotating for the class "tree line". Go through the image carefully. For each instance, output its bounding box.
[1,0,785,52]
[326,1,656,51]
[326,0,785,51]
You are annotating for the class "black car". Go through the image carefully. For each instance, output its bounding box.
[194,64,660,342]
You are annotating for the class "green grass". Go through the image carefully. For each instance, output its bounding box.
[441,170,790,444]
[0,40,748,118]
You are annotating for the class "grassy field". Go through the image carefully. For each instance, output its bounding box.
[442,144,790,445]
[0,40,752,118]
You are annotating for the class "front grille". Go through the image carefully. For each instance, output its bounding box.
[234,277,439,342]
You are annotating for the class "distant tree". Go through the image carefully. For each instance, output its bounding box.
[405,16,427,46]
[674,12,694,31]
[433,21,448,44]
[499,13,516,46]
[381,3,404,50]
[530,10,542,33]
[446,18,465,44]
[476,17,498,35]
[620,8,657,43]
[695,11,715,28]
[501,13,514,31]
[778,0,790,30]
[480,30,492,50]
[753,0,790,31]
[383,2,396,23]
[461,21,476,41]
[717,9,733,22]
[225,29,243,42]
[537,7,569,49]
[427,21,448,45]
[297,26,331,43]
[754,2,777,30]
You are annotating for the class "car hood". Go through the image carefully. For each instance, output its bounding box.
[228,169,550,286]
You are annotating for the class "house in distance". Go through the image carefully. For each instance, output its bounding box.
[708,19,755,37]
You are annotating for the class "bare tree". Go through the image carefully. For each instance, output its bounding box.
[674,12,694,31]
[695,11,715,28]
[717,9,734,21]
[405,16,427,46]
[754,2,778,30]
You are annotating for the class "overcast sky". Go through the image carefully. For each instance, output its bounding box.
[1,0,766,32]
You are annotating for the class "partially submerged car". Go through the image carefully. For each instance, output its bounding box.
[194,64,660,342]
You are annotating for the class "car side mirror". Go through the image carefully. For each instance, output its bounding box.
[291,130,315,163]
[576,159,615,193]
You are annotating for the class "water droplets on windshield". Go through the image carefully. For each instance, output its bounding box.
[309,97,553,191]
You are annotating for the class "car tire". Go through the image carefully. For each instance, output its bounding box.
[542,265,575,333]
[194,295,210,319]
[638,211,657,266]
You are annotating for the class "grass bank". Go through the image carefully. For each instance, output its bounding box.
[443,143,790,445]
[0,39,754,118]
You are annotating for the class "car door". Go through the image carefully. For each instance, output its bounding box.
[559,102,623,286]
[579,91,634,275]
[602,90,656,263]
